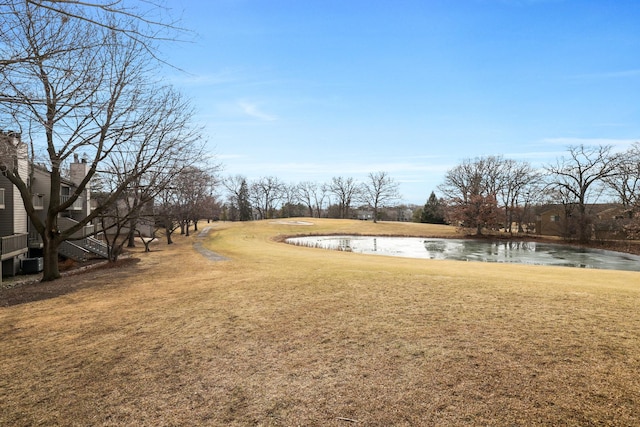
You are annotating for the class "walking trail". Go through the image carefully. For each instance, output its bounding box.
[193,226,228,262]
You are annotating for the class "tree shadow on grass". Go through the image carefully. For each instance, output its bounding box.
[0,258,140,307]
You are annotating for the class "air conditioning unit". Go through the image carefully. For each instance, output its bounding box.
[21,257,43,274]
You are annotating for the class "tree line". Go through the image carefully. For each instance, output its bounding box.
[215,143,640,247]
[221,172,402,223]
[437,144,640,243]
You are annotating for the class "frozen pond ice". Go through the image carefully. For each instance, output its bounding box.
[286,236,640,272]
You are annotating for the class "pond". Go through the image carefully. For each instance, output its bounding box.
[285,235,640,272]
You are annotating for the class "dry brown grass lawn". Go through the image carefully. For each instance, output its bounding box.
[1,218,639,426]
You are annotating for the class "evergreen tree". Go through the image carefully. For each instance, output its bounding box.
[238,179,253,221]
[421,191,446,224]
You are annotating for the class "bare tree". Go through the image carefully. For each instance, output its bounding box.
[179,166,219,234]
[297,180,327,218]
[545,145,619,243]
[297,181,317,217]
[155,186,181,245]
[199,193,222,223]
[604,142,640,213]
[95,88,204,252]
[313,183,328,218]
[223,175,242,221]
[439,157,502,234]
[280,182,300,218]
[326,176,360,219]
[497,159,541,234]
[0,2,200,280]
[250,176,284,220]
[360,171,400,223]
[93,185,156,262]
[439,157,489,203]
[1,1,182,68]
[512,181,544,233]
[153,166,220,244]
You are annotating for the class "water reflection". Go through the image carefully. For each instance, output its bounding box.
[285,236,640,272]
[338,238,352,251]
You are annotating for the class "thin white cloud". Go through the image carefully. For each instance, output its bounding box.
[168,67,245,86]
[237,101,277,121]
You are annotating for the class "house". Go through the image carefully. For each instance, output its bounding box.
[355,209,373,220]
[593,205,632,240]
[93,192,156,239]
[355,207,414,222]
[535,203,632,240]
[28,156,107,262]
[0,131,29,277]
[0,130,107,279]
[535,205,568,237]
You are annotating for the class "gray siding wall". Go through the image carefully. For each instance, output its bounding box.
[31,166,51,226]
[0,176,13,236]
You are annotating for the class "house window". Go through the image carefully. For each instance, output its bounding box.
[33,194,44,209]
[550,215,560,222]
[0,188,4,209]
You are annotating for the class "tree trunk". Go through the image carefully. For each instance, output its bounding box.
[127,213,138,247]
[41,236,61,282]
[578,202,589,243]
[504,209,511,234]
[518,214,525,233]
[127,227,136,248]
[142,238,154,252]
[107,244,121,262]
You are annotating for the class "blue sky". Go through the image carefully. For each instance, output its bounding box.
[164,0,640,204]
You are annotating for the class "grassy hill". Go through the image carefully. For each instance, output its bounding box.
[1,219,639,426]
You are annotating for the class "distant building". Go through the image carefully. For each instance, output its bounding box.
[535,203,633,240]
